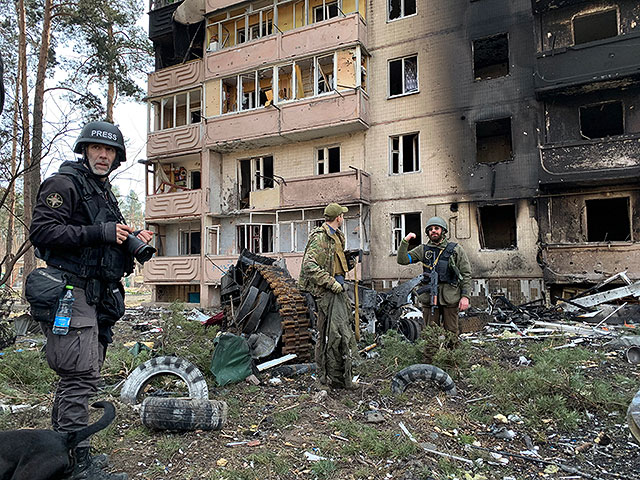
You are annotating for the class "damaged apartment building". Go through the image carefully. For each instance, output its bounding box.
[142,0,640,307]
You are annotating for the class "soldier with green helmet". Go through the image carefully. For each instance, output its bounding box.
[396,216,472,335]
[299,203,358,389]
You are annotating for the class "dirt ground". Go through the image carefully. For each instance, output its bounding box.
[2,305,640,480]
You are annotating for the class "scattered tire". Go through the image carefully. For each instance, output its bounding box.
[120,356,209,405]
[398,317,421,342]
[391,364,457,396]
[141,397,227,431]
[628,387,640,444]
[242,291,272,334]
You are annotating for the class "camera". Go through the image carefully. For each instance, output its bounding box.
[125,234,156,264]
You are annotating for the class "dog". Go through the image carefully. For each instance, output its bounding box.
[0,401,115,480]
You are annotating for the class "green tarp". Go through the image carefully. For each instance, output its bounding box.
[209,333,252,386]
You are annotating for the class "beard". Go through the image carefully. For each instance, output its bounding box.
[429,232,442,243]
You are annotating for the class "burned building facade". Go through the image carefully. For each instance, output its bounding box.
[142,0,640,307]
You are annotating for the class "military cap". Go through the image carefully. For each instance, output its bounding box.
[324,203,348,219]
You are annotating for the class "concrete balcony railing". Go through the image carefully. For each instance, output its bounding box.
[205,13,367,80]
[144,256,201,283]
[533,32,640,98]
[531,0,588,14]
[148,61,203,97]
[146,189,203,220]
[280,169,371,209]
[539,135,640,188]
[540,243,640,284]
[147,124,202,158]
[203,255,238,284]
[205,88,369,150]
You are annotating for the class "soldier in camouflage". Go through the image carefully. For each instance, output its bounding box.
[397,216,472,336]
[299,203,357,389]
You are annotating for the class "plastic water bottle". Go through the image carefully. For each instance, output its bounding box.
[52,286,74,335]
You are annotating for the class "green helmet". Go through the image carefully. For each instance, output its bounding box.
[73,121,126,171]
[425,216,448,233]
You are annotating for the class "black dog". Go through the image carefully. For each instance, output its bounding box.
[0,401,115,480]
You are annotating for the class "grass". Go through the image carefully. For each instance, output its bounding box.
[332,419,418,459]
[0,349,56,402]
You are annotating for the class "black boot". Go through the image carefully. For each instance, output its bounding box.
[67,447,109,479]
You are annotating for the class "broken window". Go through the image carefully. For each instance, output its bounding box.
[294,221,309,251]
[149,89,202,132]
[388,0,416,21]
[361,55,368,92]
[586,197,631,242]
[573,9,618,45]
[237,224,274,253]
[295,58,314,99]
[391,212,421,253]
[239,156,275,207]
[389,55,418,97]
[316,54,335,94]
[390,133,419,174]
[206,226,220,255]
[479,205,517,249]
[476,117,512,163]
[278,64,293,102]
[222,76,238,113]
[317,146,340,174]
[473,33,509,81]
[579,101,624,139]
[190,170,201,190]
[241,73,257,111]
[180,229,202,255]
[259,68,274,106]
[313,1,339,22]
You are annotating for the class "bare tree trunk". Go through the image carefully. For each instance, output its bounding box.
[106,23,115,122]
[6,57,20,269]
[17,0,34,294]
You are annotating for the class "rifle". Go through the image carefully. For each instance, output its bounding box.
[345,249,363,341]
[416,269,439,313]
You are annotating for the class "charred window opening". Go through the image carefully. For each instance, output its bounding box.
[586,197,631,242]
[390,133,419,174]
[579,101,624,139]
[573,9,618,45]
[180,229,201,255]
[392,212,421,253]
[479,205,517,249]
[389,55,418,97]
[473,33,509,81]
[388,0,416,21]
[237,224,274,253]
[153,21,205,70]
[317,146,340,174]
[476,117,512,163]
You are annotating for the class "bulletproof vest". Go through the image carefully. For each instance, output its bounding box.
[38,163,133,281]
[421,242,458,284]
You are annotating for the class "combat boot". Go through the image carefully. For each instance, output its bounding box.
[66,447,109,479]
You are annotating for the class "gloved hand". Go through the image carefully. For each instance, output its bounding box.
[330,281,343,294]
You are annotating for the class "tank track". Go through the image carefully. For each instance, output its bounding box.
[248,264,312,362]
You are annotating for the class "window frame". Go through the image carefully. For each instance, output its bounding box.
[316,145,341,174]
[390,212,422,254]
[150,88,202,132]
[205,226,220,255]
[389,132,420,175]
[387,54,419,98]
[387,0,417,22]
[236,223,275,254]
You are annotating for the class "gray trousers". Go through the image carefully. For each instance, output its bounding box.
[41,288,105,448]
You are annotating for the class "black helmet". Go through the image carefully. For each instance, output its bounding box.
[73,121,126,171]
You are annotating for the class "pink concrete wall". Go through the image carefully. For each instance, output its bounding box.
[280,170,371,208]
[204,14,366,80]
[144,256,201,282]
[148,125,203,157]
[148,61,203,96]
[146,190,203,220]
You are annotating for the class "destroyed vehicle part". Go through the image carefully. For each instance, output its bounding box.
[242,291,273,334]
[141,397,227,431]
[398,317,422,342]
[120,356,208,405]
[628,387,640,444]
[248,332,277,359]
[391,364,457,396]
[270,363,317,377]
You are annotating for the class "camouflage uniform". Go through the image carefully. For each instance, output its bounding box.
[397,237,472,334]
[299,223,356,388]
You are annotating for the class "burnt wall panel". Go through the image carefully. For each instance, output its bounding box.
[536,0,640,52]
[550,195,584,243]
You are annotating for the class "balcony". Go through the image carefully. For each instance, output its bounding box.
[148,61,203,97]
[205,13,367,80]
[146,189,203,221]
[531,0,589,14]
[280,169,370,209]
[205,88,369,150]
[534,32,640,98]
[148,124,202,158]
[540,243,640,284]
[144,256,201,283]
[539,136,640,188]
[148,1,182,40]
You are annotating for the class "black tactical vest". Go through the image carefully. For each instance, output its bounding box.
[38,163,133,281]
[421,242,458,284]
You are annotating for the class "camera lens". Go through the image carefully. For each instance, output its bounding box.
[126,234,157,264]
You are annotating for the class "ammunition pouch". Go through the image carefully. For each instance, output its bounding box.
[24,267,68,324]
[100,245,134,282]
[97,281,125,328]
